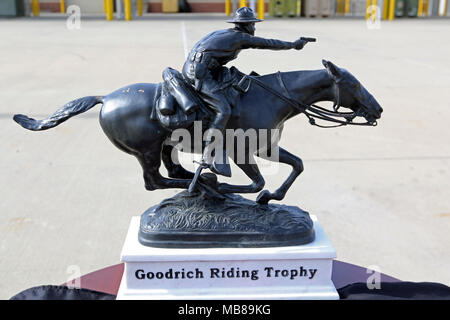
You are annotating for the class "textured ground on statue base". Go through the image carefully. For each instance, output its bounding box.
[138,190,315,248]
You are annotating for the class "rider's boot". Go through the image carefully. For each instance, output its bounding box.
[198,88,232,177]
[201,130,231,177]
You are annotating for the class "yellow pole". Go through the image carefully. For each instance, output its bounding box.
[444,0,448,16]
[423,0,429,16]
[124,0,132,21]
[366,0,373,19]
[31,0,40,16]
[257,0,265,19]
[106,0,114,21]
[60,0,66,13]
[372,0,377,21]
[239,0,247,8]
[225,0,232,15]
[138,0,143,16]
[418,0,424,15]
[366,0,377,20]
[389,0,395,20]
[382,0,388,19]
[336,0,343,14]
[345,0,350,14]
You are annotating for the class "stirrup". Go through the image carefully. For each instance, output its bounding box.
[193,160,209,169]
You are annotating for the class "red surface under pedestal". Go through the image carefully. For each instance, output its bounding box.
[65,260,400,296]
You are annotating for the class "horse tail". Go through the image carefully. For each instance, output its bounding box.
[13,96,103,131]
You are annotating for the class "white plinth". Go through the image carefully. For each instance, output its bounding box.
[117,215,338,300]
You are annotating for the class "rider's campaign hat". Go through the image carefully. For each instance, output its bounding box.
[227,7,263,23]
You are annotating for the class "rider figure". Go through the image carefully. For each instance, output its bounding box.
[182,7,309,176]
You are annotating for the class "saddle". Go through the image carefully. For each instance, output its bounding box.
[151,67,249,131]
[150,68,202,130]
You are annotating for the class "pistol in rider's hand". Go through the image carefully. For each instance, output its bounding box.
[300,37,317,43]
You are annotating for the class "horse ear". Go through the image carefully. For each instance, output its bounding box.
[323,60,341,79]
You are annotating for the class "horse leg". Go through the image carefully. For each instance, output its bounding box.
[136,145,191,191]
[161,145,195,179]
[217,155,265,194]
[256,147,304,204]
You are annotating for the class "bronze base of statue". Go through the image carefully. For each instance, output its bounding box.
[138,174,315,248]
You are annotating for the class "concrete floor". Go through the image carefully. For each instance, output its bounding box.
[1,14,449,299]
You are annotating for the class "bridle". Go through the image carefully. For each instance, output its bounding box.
[236,72,378,129]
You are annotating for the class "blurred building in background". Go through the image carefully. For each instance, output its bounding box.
[1,0,449,19]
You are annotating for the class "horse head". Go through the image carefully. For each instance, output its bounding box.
[322,60,383,124]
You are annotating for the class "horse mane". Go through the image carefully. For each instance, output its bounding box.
[257,69,327,81]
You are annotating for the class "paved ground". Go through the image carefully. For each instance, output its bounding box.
[1,14,449,299]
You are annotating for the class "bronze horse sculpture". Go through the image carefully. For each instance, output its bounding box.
[13,60,382,204]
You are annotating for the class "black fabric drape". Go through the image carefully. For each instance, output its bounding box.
[10,282,450,300]
[10,285,115,300]
[337,282,450,300]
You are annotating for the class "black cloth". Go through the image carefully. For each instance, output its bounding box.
[10,282,450,300]
[10,285,115,300]
[338,282,450,300]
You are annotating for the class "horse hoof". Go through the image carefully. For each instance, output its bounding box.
[256,190,272,205]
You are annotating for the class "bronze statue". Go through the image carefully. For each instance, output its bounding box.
[13,9,383,247]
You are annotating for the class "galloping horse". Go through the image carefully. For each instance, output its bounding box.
[13,60,382,204]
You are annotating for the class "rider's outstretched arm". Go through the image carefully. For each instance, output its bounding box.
[240,33,305,51]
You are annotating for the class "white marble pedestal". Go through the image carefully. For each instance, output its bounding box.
[117,215,338,300]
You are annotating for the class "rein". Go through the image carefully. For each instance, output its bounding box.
[243,72,377,128]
